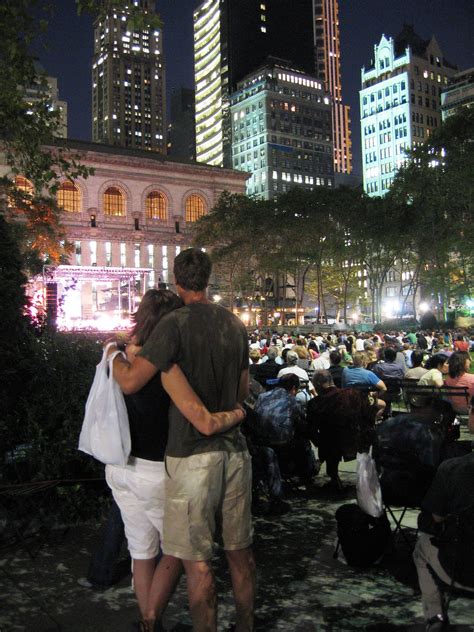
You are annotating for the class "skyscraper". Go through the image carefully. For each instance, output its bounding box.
[194,0,351,173]
[92,0,166,152]
[230,59,333,199]
[194,0,316,167]
[313,0,352,174]
[360,25,456,196]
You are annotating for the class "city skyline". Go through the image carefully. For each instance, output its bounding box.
[34,0,473,176]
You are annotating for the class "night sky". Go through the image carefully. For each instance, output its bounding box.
[35,0,474,176]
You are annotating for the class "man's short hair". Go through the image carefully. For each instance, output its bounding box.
[174,248,212,291]
[286,350,298,365]
[266,346,278,360]
[278,373,300,392]
[312,370,334,391]
[383,347,397,362]
[329,350,341,366]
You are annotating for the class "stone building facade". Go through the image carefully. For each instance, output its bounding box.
[8,140,247,326]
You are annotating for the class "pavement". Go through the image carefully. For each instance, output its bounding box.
[1,452,474,632]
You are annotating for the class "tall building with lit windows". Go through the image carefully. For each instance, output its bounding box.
[360,25,457,197]
[313,0,352,175]
[91,0,166,152]
[230,59,333,199]
[194,0,316,168]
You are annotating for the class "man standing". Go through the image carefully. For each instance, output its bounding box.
[113,249,255,632]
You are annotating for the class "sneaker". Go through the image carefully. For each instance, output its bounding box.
[425,614,449,632]
[77,577,112,591]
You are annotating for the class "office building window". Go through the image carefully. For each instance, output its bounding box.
[120,242,126,266]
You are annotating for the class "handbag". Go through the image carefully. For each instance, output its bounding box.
[78,344,131,466]
[356,451,384,518]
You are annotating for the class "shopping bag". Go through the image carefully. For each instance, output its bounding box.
[356,451,383,518]
[78,344,131,466]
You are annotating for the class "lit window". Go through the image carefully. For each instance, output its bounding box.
[146,191,167,220]
[57,181,81,213]
[14,175,34,196]
[185,194,206,222]
[104,186,125,216]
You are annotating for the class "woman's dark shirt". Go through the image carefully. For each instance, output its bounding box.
[125,371,169,461]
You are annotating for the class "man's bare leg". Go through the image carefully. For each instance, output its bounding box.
[225,547,256,632]
[145,554,183,628]
[182,559,217,632]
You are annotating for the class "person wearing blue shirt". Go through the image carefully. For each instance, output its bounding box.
[342,352,386,418]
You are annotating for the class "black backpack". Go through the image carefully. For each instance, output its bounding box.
[335,504,391,567]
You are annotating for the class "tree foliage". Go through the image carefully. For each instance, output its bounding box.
[0,0,93,266]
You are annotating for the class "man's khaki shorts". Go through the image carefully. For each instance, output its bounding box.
[163,450,253,561]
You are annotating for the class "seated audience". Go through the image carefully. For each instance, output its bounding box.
[254,345,281,387]
[372,347,405,381]
[341,351,386,418]
[328,350,344,388]
[405,350,428,380]
[307,371,376,491]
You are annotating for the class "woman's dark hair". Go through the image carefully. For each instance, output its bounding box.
[329,350,341,365]
[425,353,448,371]
[131,289,183,346]
[448,351,469,378]
[411,349,424,368]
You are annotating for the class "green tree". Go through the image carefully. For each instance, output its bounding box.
[389,108,474,317]
[0,0,93,264]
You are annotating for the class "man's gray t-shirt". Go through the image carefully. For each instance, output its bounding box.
[139,302,249,458]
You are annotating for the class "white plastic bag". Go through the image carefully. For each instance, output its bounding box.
[78,344,131,466]
[356,451,383,518]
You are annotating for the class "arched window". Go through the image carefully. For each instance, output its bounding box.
[15,175,34,196]
[57,181,81,212]
[185,194,206,222]
[9,175,34,208]
[146,191,167,220]
[103,186,125,216]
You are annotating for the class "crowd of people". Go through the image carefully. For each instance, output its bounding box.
[83,253,474,632]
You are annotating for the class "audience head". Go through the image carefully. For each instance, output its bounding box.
[425,353,449,372]
[329,350,342,366]
[411,349,425,368]
[266,346,279,360]
[352,351,367,368]
[383,347,397,363]
[278,373,300,394]
[249,348,261,364]
[286,350,299,366]
[312,370,335,394]
[448,351,470,378]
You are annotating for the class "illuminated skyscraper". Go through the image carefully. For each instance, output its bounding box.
[313,0,352,174]
[194,0,316,167]
[360,25,456,196]
[92,0,166,152]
